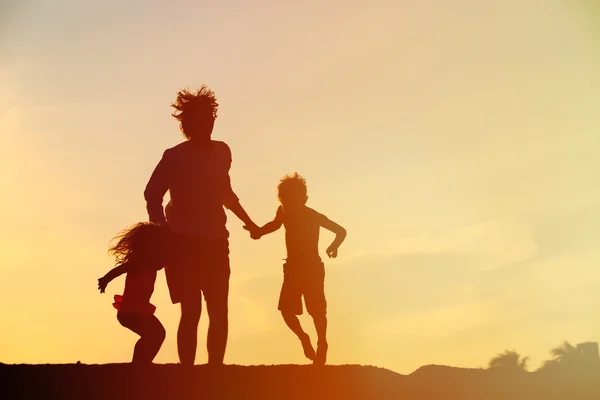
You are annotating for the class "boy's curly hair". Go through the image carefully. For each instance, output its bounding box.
[171,85,219,138]
[108,222,168,265]
[277,172,308,202]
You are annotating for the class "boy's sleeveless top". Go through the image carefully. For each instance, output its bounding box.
[276,205,328,263]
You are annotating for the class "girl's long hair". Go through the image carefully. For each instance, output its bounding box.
[108,222,168,265]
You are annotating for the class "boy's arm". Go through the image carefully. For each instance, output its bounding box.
[320,217,347,258]
[243,218,282,239]
[244,207,283,239]
[256,219,283,238]
[98,262,131,293]
[256,206,285,238]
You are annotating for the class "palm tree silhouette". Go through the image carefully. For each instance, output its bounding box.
[541,341,582,370]
[488,350,529,371]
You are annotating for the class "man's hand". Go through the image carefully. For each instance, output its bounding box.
[98,277,109,293]
[326,245,338,258]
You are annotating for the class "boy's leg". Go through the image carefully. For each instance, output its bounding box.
[305,261,327,365]
[281,311,305,337]
[281,311,315,361]
[117,313,166,364]
[312,313,328,365]
[178,292,202,365]
[279,262,315,360]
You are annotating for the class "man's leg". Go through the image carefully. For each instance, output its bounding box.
[178,291,202,365]
[204,270,229,365]
[167,236,202,366]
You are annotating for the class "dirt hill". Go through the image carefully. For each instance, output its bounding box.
[1,363,599,399]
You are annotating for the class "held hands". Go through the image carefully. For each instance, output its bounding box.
[98,277,109,293]
[243,222,262,240]
[326,245,339,258]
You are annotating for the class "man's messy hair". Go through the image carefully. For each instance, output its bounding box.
[171,85,219,128]
[277,172,307,201]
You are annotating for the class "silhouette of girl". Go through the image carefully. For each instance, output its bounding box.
[98,222,171,364]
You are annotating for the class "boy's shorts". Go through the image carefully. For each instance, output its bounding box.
[278,260,326,316]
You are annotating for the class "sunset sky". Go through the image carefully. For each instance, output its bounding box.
[1,0,599,374]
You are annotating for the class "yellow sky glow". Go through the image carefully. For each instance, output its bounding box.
[1,0,599,373]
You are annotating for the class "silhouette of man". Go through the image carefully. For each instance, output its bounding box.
[144,86,258,365]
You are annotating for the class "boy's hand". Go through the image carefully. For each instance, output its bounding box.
[98,277,108,293]
[326,245,338,258]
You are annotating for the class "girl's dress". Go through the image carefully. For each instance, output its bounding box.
[113,269,157,316]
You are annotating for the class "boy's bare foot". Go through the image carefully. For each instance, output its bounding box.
[300,334,316,361]
[313,341,328,365]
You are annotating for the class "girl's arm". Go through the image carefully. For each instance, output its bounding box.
[98,262,131,293]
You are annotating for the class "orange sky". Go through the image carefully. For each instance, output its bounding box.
[1,0,600,373]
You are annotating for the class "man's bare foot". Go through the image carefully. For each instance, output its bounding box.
[313,341,328,365]
[300,334,316,361]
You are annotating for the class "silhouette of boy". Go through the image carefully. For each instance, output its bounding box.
[247,173,346,365]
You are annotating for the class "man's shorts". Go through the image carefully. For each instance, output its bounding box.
[165,235,230,304]
[278,260,326,316]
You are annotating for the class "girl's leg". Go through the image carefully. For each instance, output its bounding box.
[117,313,166,364]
